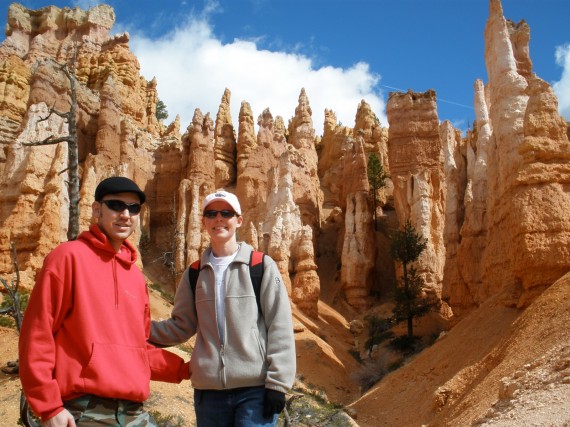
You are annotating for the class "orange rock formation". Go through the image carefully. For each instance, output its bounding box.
[1,1,570,425]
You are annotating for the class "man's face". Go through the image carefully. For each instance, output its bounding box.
[92,192,141,251]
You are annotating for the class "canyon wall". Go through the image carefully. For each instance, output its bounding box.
[443,0,570,313]
[1,1,569,323]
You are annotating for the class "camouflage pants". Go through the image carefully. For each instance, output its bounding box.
[64,394,158,426]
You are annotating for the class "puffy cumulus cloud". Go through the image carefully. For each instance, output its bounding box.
[127,15,386,135]
[553,44,570,121]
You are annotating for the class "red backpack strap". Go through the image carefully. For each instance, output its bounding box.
[250,250,264,267]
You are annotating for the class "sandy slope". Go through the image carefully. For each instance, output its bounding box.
[2,272,570,427]
[349,272,570,427]
[0,326,21,426]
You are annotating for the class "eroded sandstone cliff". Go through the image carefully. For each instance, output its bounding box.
[1,0,569,338]
[2,1,570,426]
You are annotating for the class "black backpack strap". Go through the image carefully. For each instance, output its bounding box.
[249,251,265,314]
[188,259,201,297]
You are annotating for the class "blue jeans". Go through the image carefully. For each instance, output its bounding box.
[194,386,278,427]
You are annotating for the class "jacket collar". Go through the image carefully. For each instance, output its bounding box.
[201,241,252,266]
[79,224,138,266]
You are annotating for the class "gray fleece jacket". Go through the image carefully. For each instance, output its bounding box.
[150,243,296,393]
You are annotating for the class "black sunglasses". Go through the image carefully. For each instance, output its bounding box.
[203,209,239,219]
[101,199,142,214]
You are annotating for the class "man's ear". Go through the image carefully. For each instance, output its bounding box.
[92,201,101,218]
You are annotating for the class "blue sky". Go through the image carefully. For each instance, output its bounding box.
[2,0,569,136]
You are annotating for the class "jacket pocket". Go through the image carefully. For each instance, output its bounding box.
[80,342,151,401]
[251,327,266,362]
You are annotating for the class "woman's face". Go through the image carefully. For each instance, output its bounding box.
[202,200,243,244]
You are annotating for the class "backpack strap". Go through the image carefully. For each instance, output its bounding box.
[249,251,265,314]
[187,251,265,313]
[188,259,201,297]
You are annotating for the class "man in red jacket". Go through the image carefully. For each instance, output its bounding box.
[19,176,190,427]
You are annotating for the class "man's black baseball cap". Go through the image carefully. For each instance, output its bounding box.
[94,176,146,204]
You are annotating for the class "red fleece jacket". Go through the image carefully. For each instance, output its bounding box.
[19,224,190,422]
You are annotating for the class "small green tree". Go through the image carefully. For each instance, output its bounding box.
[367,153,388,230]
[389,220,434,339]
[156,98,168,121]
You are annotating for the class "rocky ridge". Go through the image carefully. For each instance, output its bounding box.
[1,0,570,426]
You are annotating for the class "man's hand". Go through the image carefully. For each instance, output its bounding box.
[263,389,286,418]
[42,408,76,427]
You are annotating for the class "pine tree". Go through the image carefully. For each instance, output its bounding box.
[156,98,168,121]
[389,220,434,338]
[367,153,388,230]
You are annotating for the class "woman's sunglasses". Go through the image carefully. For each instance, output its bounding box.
[101,199,142,214]
[203,210,239,219]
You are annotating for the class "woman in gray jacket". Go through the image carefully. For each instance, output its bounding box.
[151,190,296,427]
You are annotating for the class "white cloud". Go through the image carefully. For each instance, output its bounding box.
[553,44,570,121]
[127,13,386,135]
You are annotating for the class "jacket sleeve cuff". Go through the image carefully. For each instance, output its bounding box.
[148,346,190,383]
[41,406,65,423]
[179,361,191,380]
[265,383,290,394]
